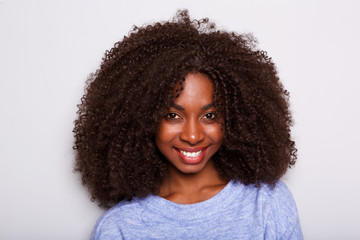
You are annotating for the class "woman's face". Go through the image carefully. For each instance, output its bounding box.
[156,72,224,174]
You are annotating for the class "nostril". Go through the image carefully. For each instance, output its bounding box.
[179,119,206,144]
[180,130,205,145]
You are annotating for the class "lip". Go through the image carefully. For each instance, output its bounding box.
[176,147,207,152]
[174,147,208,164]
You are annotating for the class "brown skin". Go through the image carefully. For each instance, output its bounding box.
[73,10,297,208]
[156,73,227,204]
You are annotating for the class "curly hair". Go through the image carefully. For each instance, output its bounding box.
[73,10,297,208]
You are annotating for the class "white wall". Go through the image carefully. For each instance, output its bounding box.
[1,0,359,239]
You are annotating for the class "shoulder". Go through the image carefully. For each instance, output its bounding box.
[231,180,302,239]
[260,181,297,208]
[258,181,303,240]
[90,197,146,240]
[261,181,299,221]
[232,180,296,209]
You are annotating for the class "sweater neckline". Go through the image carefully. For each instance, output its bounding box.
[141,180,243,220]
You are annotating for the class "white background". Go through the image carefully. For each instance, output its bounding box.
[1,0,359,239]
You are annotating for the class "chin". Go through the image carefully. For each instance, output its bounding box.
[171,158,211,175]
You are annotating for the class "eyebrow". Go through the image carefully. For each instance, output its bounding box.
[201,103,214,111]
[170,103,184,111]
[170,103,214,111]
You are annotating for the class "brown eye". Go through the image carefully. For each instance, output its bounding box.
[166,113,180,119]
[204,112,216,120]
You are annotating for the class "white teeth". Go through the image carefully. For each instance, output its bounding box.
[179,150,202,157]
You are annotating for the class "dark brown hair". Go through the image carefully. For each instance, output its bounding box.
[73,10,297,208]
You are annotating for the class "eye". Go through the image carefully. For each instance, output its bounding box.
[203,112,216,120]
[165,112,180,120]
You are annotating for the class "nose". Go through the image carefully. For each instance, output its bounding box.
[179,118,205,145]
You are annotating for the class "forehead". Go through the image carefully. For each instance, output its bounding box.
[174,72,214,105]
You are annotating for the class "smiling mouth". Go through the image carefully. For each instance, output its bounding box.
[179,149,203,157]
[174,147,208,164]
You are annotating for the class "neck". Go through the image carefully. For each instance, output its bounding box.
[159,160,228,204]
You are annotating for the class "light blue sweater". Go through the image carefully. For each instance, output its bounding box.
[91,180,303,239]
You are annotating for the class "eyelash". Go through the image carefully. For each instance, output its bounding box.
[165,112,217,121]
[166,113,180,119]
[204,112,216,120]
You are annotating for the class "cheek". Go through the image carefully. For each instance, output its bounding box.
[155,121,179,145]
[207,125,224,143]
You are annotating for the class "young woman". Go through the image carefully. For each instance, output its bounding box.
[73,10,303,239]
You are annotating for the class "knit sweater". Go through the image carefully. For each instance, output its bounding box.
[91,180,303,240]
